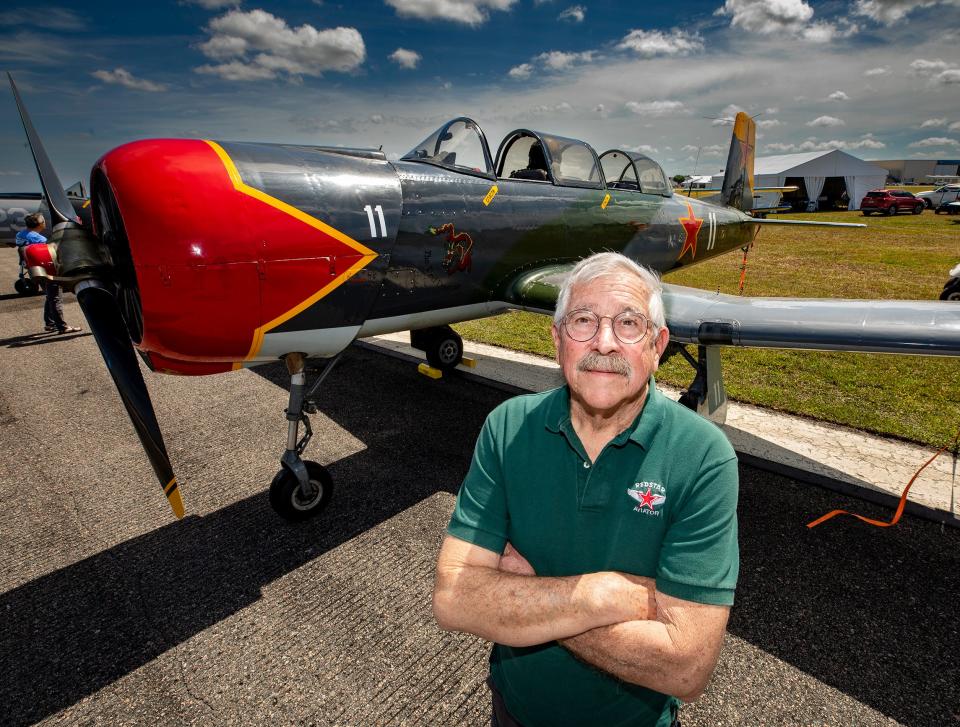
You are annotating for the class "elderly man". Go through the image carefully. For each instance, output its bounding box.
[433,252,739,727]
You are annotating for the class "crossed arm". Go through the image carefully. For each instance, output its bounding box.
[432,535,729,702]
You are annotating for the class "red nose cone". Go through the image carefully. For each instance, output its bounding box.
[94,139,373,370]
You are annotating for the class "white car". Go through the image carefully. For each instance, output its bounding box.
[916,184,960,209]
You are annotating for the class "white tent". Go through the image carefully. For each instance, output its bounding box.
[710,149,887,211]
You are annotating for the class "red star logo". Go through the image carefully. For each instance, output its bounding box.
[677,202,704,260]
[637,487,658,510]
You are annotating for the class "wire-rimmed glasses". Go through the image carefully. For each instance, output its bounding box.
[562,309,652,344]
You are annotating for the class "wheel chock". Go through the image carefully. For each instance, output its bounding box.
[418,362,443,379]
[460,356,477,368]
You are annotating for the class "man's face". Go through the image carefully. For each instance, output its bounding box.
[551,274,669,417]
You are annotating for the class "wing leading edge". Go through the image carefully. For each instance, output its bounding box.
[503,266,960,357]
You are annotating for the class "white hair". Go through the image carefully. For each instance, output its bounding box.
[553,252,666,330]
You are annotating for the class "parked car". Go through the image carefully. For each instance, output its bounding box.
[916,183,960,209]
[933,187,960,213]
[859,189,924,216]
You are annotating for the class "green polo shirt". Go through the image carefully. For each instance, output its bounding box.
[447,379,739,727]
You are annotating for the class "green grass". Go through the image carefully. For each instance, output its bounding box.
[454,210,960,448]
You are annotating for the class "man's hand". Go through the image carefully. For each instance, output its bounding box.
[498,542,536,576]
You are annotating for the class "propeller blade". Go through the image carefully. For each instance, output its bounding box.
[7,72,80,226]
[75,281,184,518]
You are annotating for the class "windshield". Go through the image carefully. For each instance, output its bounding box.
[402,118,493,176]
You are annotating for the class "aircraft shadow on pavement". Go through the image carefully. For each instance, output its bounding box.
[0,347,956,726]
[0,348,503,726]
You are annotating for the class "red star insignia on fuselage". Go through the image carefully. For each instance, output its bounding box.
[677,202,704,260]
[637,487,658,510]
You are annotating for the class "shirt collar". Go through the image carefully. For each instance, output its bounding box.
[545,376,664,450]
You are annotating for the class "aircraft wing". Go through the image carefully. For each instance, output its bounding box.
[504,266,960,357]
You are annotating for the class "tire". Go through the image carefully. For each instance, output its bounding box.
[861,211,872,216]
[912,204,923,214]
[426,328,464,371]
[886,205,897,216]
[941,278,960,302]
[924,199,933,209]
[14,278,39,296]
[269,460,334,522]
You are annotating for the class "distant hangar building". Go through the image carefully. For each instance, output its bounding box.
[871,158,960,184]
[710,149,887,211]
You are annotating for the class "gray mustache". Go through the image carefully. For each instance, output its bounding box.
[576,352,631,376]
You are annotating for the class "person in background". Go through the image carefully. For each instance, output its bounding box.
[16,213,80,334]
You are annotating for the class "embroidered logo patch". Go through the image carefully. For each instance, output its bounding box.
[627,481,666,516]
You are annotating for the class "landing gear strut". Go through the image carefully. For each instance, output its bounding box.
[664,343,728,425]
[269,352,341,521]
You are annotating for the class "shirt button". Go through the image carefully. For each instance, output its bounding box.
[583,461,590,468]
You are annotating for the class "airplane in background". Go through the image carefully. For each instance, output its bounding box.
[1,184,89,294]
[8,73,959,523]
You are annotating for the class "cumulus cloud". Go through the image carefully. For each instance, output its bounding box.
[531,101,573,113]
[716,0,856,42]
[711,104,745,126]
[807,115,845,127]
[507,63,532,79]
[827,90,850,101]
[908,136,960,147]
[616,28,703,57]
[558,5,585,22]
[534,50,596,70]
[910,58,952,74]
[92,68,168,92]
[950,121,960,131]
[195,9,365,81]
[938,69,960,84]
[389,48,421,69]
[716,0,812,32]
[920,118,947,128]
[757,119,783,128]
[853,0,958,25]
[624,144,659,155]
[384,0,516,25]
[864,66,890,76]
[624,100,687,117]
[764,135,885,152]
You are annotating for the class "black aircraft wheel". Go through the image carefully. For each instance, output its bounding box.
[14,278,39,296]
[940,278,960,302]
[426,328,464,371]
[269,461,334,522]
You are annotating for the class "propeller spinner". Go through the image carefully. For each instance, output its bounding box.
[8,73,184,518]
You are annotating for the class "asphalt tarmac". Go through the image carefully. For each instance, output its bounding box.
[1,280,958,726]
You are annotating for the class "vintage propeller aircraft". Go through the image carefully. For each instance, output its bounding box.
[9,74,959,522]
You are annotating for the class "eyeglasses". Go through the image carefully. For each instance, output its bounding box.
[562,309,652,344]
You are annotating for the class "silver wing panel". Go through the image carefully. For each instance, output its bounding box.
[664,284,960,356]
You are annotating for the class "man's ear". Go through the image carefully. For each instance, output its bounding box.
[652,326,670,368]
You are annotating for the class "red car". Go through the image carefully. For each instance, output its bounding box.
[860,189,924,216]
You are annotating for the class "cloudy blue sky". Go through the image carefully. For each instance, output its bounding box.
[1,0,958,188]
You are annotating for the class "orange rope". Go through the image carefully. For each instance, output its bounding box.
[807,428,960,529]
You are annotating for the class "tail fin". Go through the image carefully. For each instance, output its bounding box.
[720,111,755,212]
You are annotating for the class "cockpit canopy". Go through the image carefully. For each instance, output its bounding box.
[403,118,670,195]
[402,117,495,177]
[598,151,672,197]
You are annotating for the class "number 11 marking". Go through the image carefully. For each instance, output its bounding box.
[363,204,387,238]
